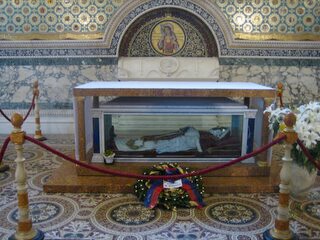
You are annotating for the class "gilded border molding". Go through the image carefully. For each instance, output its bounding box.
[235,33,320,42]
[0,33,104,41]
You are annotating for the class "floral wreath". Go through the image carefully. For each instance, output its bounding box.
[134,162,205,210]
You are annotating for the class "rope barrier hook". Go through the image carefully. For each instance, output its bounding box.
[8,113,44,240]
[263,113,298,240]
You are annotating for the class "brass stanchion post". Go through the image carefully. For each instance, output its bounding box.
[277,82,284,108]
[263,112,298,240]
[9,113,44,240]
[33,81,46,141]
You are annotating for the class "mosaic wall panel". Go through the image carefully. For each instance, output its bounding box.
[0,0,319,59]
[120,9,217,57]
[0,64,318,109]
[214,0,320,36]
[0,0,124,34]
[0,0,319,37]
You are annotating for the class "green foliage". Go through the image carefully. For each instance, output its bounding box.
[272,121,280,136]
[104,149,114,156]
[292,142,320,174]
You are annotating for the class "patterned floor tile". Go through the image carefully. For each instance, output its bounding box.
[0,134,320,239]
[290,187,320,231]
[0,195,79,232]
[193,196,274,237]
[91,196,176,236]
[3,147,44,162]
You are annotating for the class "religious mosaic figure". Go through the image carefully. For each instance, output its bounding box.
[157,23,179,55]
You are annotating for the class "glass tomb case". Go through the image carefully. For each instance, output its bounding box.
[91,97,257,162]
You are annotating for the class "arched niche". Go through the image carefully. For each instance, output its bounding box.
[117,8,220,81]
[118,8,218,57]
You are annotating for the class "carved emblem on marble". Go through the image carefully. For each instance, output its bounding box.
[159,57,179,77]
[117,57,219,81]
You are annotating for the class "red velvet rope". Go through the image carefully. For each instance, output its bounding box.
[0,93,36,124]
[297,139,320,171]
[0,136,11,164]
[23,94,36,123]
[25,135,286,180]
[0,109,11,123]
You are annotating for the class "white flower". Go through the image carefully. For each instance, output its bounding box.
[264,106,292,130]
[264,103,276,113]
[295,124,320,149]
[266,101,320,151]
[294,102,320,149]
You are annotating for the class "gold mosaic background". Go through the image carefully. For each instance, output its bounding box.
[0,0,319,40]
[0,0,124,35]
[215,0,320,35]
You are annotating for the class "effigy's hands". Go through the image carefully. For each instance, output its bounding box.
[126,139,141,150]
[142,130,184,141]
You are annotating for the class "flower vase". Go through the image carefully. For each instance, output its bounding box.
[103,153,115,164]
[290,162,317,201]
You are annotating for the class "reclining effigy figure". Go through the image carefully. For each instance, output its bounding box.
[114,126,231,154]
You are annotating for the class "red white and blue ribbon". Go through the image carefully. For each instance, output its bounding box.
[144,167,205,209]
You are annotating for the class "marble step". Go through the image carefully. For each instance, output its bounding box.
[76,160,271,177]
[44,161,280,194]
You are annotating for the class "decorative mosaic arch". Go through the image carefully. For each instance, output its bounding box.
[100,0,231,57]
[117,7,220,57]
[0,0,319,59]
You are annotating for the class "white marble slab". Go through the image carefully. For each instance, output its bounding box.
[74,81,274,90]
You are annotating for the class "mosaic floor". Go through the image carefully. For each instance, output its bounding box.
[0,135,320,240]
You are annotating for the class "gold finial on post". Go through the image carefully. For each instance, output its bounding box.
[11,112,23,129]
[283,112,296,128]
[33,80,46,141]
[277,82,283,92]
[10,113,25,145]
[263,112,298,240]
[276,82,284,108]
[282,113,298,145]
[9,113,44,240]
